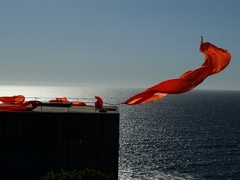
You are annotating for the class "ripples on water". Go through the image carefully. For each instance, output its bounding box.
[120,90,240,180]
[1,86,240,179]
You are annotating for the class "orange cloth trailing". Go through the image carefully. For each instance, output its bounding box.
[124,39,231,105]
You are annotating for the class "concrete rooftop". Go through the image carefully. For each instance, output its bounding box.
[32,103,119,114]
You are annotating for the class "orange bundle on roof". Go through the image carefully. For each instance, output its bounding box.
[49,97,69,103]
[72,101,86,106]
[0,95,25,105]
[0,100,39,111]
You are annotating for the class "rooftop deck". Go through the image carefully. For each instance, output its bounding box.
[32,104,119,114]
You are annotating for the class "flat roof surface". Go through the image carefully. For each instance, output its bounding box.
[32,105,119,114]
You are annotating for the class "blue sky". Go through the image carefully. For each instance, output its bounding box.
[0,0,239,90]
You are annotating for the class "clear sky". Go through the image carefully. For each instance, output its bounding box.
[0,0,239,90]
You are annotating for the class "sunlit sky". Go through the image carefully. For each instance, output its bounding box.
[0,0,239,90]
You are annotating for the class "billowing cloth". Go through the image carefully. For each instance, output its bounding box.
[124,39,231,105]
[95,96,103,109]
[0,95,25,105]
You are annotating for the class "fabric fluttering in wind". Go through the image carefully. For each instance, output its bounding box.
[0,38,231,109]
[124,38,231,105]
[95,96,103,109]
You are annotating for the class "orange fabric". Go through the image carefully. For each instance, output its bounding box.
[50,97,86,106]
[124,39,231,105]
[49,97,69,103]
[124,91,167,105]
[0,100,39,111]
[95,96,103,109]
[72,101,86,106]
[0,95,25,105]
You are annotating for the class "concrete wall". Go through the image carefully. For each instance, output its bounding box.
[0,110,119,180]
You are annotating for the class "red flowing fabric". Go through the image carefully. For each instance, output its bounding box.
[0,95,25,105]
[124,39,231,105]
[72,101,86,106]
[95,96,103,109]
[49,97,68,103]
[0,100,40,111]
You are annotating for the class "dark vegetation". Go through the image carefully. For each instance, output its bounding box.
[39,169,112,180]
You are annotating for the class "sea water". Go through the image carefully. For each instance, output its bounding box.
[0,85,240,179]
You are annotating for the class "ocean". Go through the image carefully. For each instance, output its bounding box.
[0,85,240,180]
